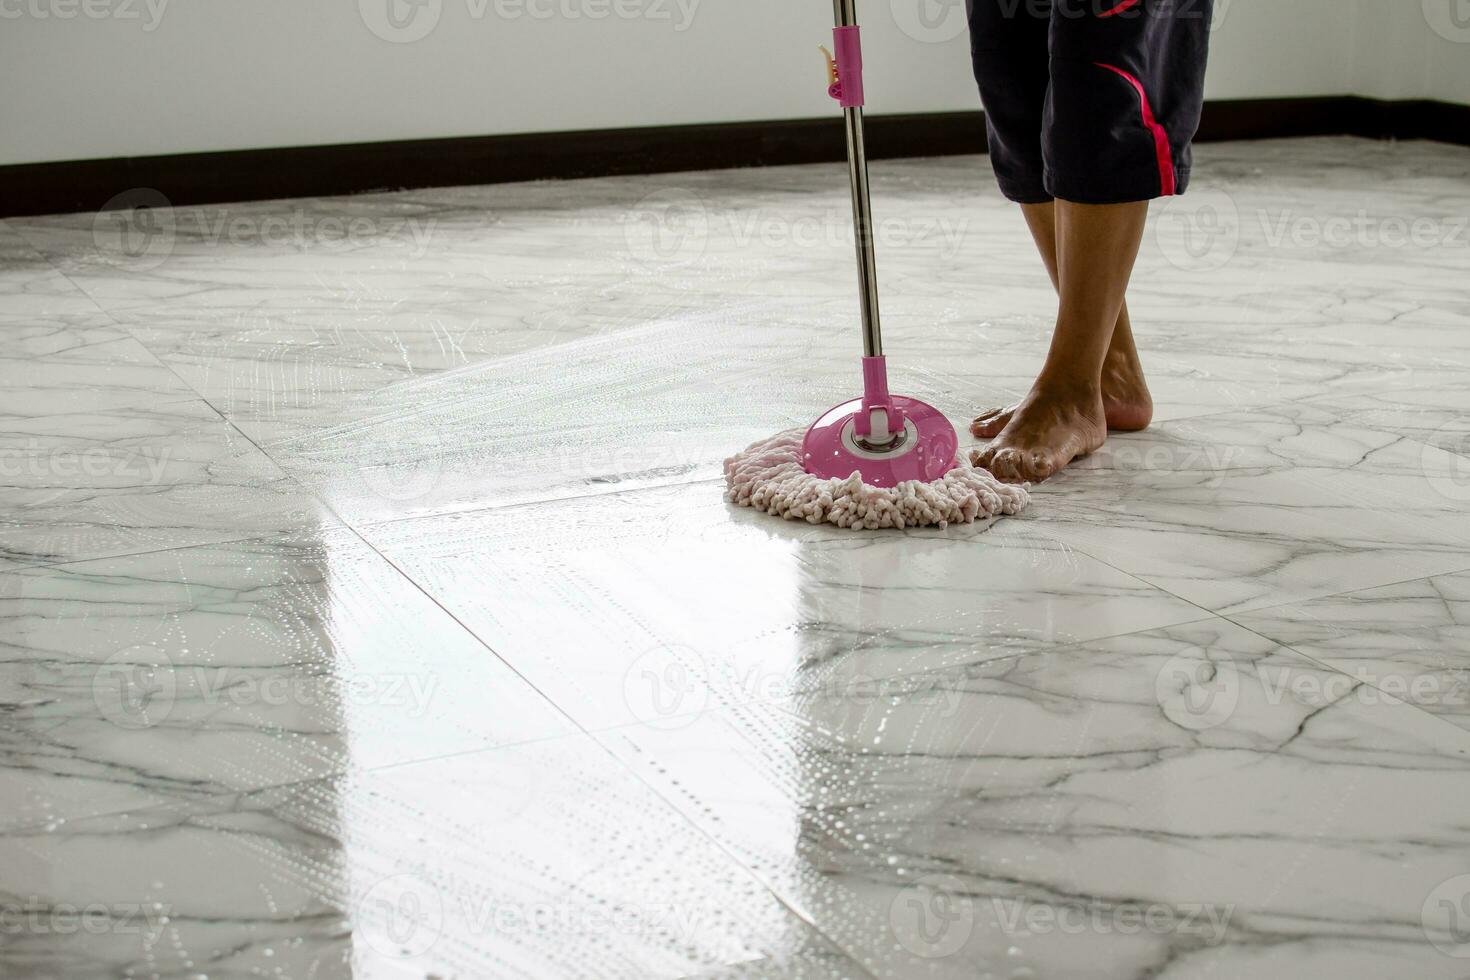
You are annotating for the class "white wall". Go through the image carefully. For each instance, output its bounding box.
[1429,37,1470,102]
[1354,0,1470,103]
[0,0,1462,166]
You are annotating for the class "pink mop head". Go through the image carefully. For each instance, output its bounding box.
[725,429,1031,530]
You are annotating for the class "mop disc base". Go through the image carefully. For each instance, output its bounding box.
[726,429,1030,531]
[802,396,959,488]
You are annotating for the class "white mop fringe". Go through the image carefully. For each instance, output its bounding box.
[725,429,1030,530]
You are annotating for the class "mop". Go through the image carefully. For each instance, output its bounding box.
[724,0,1030,530]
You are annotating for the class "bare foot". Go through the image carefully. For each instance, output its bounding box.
[974,346,1152,438]
[970,383,1108,483]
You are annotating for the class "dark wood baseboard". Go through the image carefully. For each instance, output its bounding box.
[2,96,1465,218]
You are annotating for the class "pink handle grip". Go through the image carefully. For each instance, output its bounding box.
[830,26,864,108]
[855,356,906,438]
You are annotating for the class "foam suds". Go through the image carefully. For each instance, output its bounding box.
[725,429,1031,530]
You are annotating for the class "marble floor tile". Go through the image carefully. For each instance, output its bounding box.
[1303,381,1470,463]
[0,393,339,568]
[1034,402,1470,615]
[6,195,476,316]
[0,223,105,319]
[3,136,1468,980]
[0,310,339,567]
[247,306,933,522]
[0,529,573,830]
[229,308,1459,532]
[354,482,1205,732]
[8,138,1455,526]
[0,314,185,416]
[208,309,1438,530]
[13,138,1465,466]
[599,618,1470,979]
[0,735,867,980]
[1234,569,1470,735]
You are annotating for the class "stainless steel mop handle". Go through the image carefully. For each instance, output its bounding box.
[834,0,883,359]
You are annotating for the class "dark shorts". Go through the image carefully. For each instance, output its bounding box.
[967,0,1213,204]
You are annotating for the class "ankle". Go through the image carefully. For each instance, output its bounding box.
[1031,373,1103,403]
[1100,353,1151,399]
[1102,345,1139,373]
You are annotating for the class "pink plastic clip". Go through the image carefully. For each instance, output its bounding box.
[854,356,906,439]
[829,26,865,108]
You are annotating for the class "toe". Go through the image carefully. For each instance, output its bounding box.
[1023,450,1060,483]
[970,409,1012,438]
[969,446,997,468]
[988,449,1028,484]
